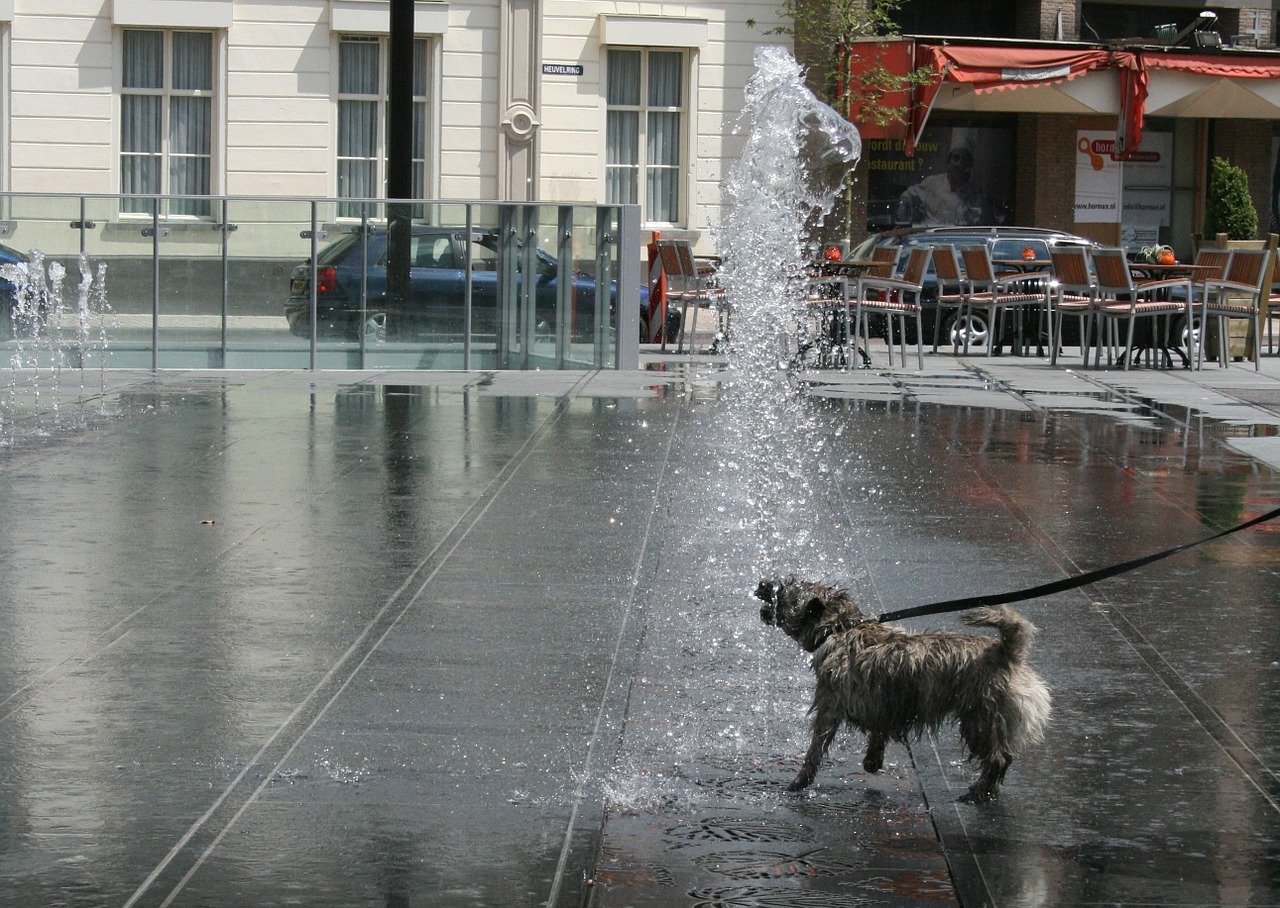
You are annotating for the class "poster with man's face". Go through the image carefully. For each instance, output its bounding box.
[865,125,1015,231]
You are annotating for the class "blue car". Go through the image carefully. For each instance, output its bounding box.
[0,243,30,341]
[285,227,662,342]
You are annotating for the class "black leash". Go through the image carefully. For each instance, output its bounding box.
[878,504,1280,624]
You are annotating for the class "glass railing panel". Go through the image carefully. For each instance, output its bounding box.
[223,197,317,369]
[0,193,635,372]
[81,195,169,368]
[566,205,619,369]
[150,196,233,367]
[303,197,367,370]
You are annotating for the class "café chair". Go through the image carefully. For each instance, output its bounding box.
[956,245,1050,356]
[851,245,929,370]
[1092,248,1192,370]
[930,245,968,353]
[1047,247,1097,365]
[1197,247,1271,370]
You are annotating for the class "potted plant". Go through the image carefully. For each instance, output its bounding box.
[1202,157,1260,359]
[1204,156,1257,243]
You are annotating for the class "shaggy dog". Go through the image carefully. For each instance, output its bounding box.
[756,576,1051,802]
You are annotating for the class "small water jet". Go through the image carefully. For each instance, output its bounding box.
[0,250,115,445]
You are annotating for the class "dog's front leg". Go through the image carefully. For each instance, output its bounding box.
[789,709,840,791]
[862,732,886,773]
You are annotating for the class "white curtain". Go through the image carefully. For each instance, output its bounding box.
[605,50,641,207]
[338,39,380,214]
[646,53,682,222]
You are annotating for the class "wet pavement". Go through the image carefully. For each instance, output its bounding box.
[3,345,1280,906]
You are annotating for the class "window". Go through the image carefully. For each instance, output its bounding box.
[337,36,429,218]
[606,49,685,225]
[121,29,215,217]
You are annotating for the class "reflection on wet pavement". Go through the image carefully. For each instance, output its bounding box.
[2,355,1280,906]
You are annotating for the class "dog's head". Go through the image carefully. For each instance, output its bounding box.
[755,576,869,652]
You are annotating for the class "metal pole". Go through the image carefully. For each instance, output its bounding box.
[219,198,230,364]
[386,0,414,319]
[309,200,318,370]
[151,198,160,370]
[464,204,473,370]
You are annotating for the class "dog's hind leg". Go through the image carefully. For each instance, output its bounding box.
[959,751,1011,803]
[789,709,840,791]
[862,732,886,773]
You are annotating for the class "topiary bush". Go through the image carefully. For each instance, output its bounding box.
[1204,156,1257,241]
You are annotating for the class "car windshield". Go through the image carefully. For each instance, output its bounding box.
[992,238,1049,259]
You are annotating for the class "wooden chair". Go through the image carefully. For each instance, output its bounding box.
[956,245,1050,356]
[656,239,710,353]
[930,245,967,353]
[1092,248,1192,370]
[1198,247,1271,370]
[851,246,929,369]
[1047,247,1097,365]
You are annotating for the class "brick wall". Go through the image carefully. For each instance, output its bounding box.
[1210,120,1274,239]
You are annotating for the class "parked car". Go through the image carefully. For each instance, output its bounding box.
[285,227,667,343]
[845,226,1104,350]
[0,244,30,341]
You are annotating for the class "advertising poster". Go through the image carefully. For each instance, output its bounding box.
[1075,131,1122,223]
[1120,131,1172,251]
[865,125,1014,231]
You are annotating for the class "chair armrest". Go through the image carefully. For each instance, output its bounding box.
[855,276,917,296]
[1133,277,1192,295]
[1202,279,1263,296]
[993,271,1051,291]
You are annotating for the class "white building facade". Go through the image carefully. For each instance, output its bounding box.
[4,1,788,250]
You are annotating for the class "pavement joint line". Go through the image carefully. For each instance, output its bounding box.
[545,378,685,907]
[127,371,599,908]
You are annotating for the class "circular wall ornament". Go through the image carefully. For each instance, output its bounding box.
[502,102,539,144]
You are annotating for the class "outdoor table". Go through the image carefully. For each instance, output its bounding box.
[990,259,1053,355]
[1121,262,1217,368]
[993,258,1051,273]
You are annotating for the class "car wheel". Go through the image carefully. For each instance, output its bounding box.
[948,313,989,349]
[639,313,650,343]
[664,309,682,344]
[362,311,386,344]
[1177,314,1201,356]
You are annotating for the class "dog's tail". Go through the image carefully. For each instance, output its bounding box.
[963,606,1051,748]
[962,605,1036,662]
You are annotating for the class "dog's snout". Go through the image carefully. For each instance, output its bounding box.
[754,578,780,603]
[755,579,781,625]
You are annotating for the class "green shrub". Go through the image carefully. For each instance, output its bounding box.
[1204,156,1257,241]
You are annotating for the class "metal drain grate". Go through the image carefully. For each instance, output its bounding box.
[666,817,810,847]
[688,885,877,907]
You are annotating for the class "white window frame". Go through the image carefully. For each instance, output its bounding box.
[604,47,693,229]
[118,27,221,219]
[334,34,433,219]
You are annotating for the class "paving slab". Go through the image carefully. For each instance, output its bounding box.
[2,347,1280,906]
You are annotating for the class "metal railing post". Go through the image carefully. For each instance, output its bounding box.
[556,206,573,369]
[615,204,642,370]
[464,204,473,370]
[151,198,160,370]
[309,201,319,370]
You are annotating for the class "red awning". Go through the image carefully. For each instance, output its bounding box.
[845,40,1280,157]
[909,44,1130,155]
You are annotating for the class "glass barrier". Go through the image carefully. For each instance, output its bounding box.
[0,194,638,372]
